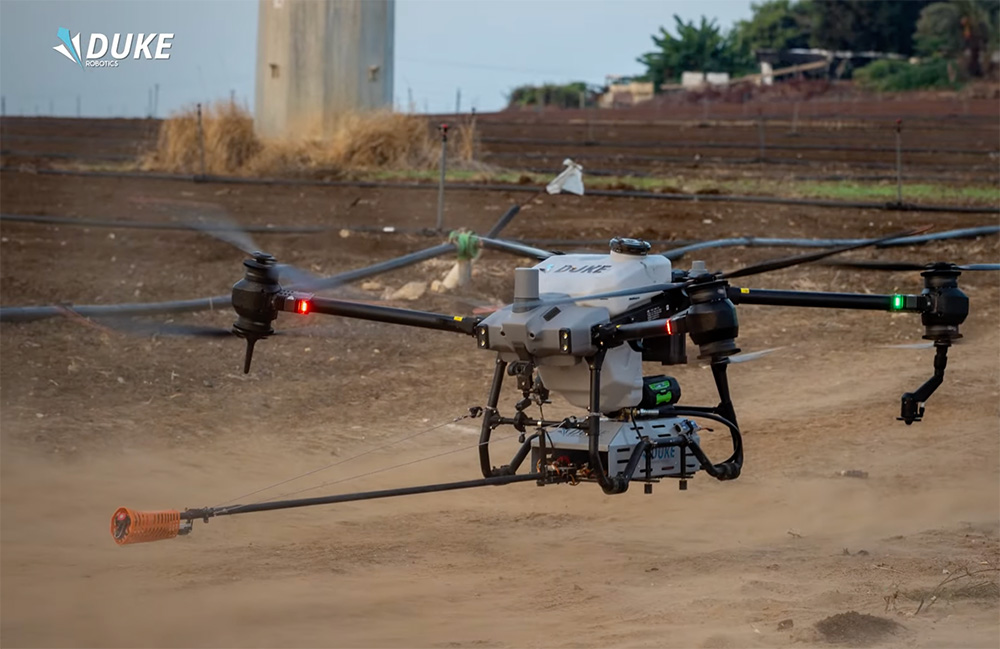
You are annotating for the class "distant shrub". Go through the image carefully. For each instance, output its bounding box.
[507,82,598,109]
[855,58,963,92]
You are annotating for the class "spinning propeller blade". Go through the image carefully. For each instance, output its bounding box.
[186,215,324,289]
[719,226,932,280]
[725,347,784,363]
[880,339,968,350]
[102,321,235,338]
[521,228,933,308]
[821,260,1000,272]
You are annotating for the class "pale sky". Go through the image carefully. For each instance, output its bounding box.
[0,0,753,118]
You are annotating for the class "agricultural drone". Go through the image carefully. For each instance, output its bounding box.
[101,212,999,546]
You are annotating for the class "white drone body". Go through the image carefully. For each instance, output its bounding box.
[479,241,673,411]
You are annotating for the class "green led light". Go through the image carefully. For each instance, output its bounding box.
[892,294,905,310]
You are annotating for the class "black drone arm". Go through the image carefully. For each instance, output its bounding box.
[230,252,482,372]
[275,293,480,336]
[726,286,925,312]
[725,283,965,424]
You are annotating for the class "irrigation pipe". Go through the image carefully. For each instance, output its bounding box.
[661,226,1000,260]
[0,201,544,323]
[2,166,996,214]
[22,213,990,255]
[517,166,993,185]
[0,243,456,323]
[0,213,328,234]
[484,150,994,173]
[480,137,996,156]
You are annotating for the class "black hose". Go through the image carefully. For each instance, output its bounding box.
[478,236,554,260]
[2,166,996,214]
[0,243,456,323]
[480,136,997,156]
[662,226,1000,260]
[0,213,327,234]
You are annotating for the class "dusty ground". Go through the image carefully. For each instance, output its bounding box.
[1,115,999,648]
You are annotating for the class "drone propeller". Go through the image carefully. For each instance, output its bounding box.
[96,318,349,340]
[879,338,970,350]
[522,227,932,308]
[718,226,932,280]
[820,260,1000,272]
[725,347,784,364]
[186,214,325,290]
[107,321,236,338]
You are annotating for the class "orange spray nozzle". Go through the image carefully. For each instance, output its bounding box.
[111,507,189,545]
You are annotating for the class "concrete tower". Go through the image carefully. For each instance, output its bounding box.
[254,0,394,139]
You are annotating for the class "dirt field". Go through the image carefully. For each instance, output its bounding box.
[1,114,999,648]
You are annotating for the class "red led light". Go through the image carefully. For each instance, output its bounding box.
[665,319,673,335]
[297,299,311,315]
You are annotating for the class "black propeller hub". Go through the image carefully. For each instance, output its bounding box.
[232,252,283,372]
[685,278,740,360]
[920,264,968,342]
[610,237,651,256]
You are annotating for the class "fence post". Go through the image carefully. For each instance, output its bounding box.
[436,123,449,232]
[470,108,478,161]
[197,103,207,178]
[757,109,766,163]
[895,119,903,206]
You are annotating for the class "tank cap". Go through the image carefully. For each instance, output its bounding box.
[609,237,651,256]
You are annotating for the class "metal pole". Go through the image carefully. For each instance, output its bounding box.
[185,473,543,520]
[895,119,903,206]
[470,108,478,161]
[757,110,766,163]
[197,103,207,177]
[436,123,448,231]
[455,88,461,114]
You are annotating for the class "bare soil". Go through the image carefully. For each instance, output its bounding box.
[1,115,998,648]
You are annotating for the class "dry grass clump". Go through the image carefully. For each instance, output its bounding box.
[144,101,259,175]
[143,102,479,178]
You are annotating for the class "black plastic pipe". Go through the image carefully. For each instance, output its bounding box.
[3,167,996,214]
[663,226,1000,259]
[480,136,997,156]
[0,243,458,323]
[0,213,327,234]
[478,236,554,261]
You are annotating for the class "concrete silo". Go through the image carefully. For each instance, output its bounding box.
[254,0,394,138]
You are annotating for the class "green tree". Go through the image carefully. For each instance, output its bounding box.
[915,0,999,76]
[638,15,755,87]
[810,0,933,55]
[734,0,814,52]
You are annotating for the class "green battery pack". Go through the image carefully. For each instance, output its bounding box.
[640,375,681,408]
